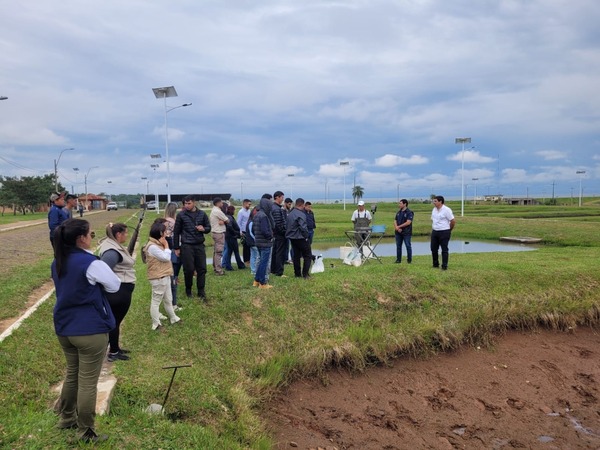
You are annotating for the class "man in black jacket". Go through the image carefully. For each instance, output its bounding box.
[270,190,287,276]
[286,198,312,278]
[173,196,211,300]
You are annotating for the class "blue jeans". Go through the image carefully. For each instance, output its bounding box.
[250,246,259,275]
[255,246,272,285]
[395,233,412,263]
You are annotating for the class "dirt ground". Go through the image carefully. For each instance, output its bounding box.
[266,328,600,450]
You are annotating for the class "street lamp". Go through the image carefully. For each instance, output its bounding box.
[0,96,7,101]
[472,177,479,205]
[577,170,586,207]
[141,177,149,199]
[107,180,112,202]
[54,148,75,192]
[84,166,99,211]
[152,85,192,204]
[455,137,472,217]
[340,161,349,210]
[287,174,295,199]
[73,168,80,197]
[151,163,160,213]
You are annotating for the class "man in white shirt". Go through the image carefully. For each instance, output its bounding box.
[209,197,229,276]
[351,200,372,250]
[237,199,252,266]
[430,195,456,270]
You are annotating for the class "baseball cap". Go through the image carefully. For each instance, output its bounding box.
[50,192,65,202]
[358,200,365,206]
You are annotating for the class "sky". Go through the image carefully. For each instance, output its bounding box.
[1,0,599,203]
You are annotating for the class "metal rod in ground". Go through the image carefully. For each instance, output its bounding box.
[162,364,192,411]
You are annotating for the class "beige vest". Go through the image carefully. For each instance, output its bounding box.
[144,238,174,280]
[98,237,136,284]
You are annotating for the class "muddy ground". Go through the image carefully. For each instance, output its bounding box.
[266,328,600,449]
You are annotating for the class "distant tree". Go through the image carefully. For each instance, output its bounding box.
[0,174,57,214]
[352,185,364,203]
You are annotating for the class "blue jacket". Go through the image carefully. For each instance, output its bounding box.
[48,204,69,239]
[52,248,116,336]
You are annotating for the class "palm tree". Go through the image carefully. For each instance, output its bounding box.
[352,185,364,203]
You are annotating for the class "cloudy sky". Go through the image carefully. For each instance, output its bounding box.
[1,0,598,202]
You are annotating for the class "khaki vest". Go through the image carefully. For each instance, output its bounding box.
[144,238,174,280]
[98,237,136,284]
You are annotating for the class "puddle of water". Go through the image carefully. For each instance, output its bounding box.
[311,237,539,260]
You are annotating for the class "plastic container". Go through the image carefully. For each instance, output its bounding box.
[371,224,386,233]
[339,246,353,260]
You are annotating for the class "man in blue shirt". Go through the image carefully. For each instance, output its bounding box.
[394,199,413,264]
[48,192,69,247]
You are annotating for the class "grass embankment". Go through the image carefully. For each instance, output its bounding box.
[1,202,599,448]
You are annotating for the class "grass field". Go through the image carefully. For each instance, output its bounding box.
[0,199,599,448]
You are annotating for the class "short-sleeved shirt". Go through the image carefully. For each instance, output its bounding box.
[395,208,414,235]
[431,205,454,231]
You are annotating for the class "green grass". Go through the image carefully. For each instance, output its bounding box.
[1,201,600,448]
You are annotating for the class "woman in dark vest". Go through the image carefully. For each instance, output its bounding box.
[98,223,136,362]
[51,219,120,443]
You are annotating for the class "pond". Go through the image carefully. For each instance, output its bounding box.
[311,237,539,260]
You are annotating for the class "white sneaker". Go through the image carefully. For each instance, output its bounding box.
[173,305,183,312]
[152,322,162,331]
[159,314,167,320]
[171,316,182,324]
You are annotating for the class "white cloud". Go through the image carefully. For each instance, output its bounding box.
[374,154,429,167]
[447,150,496,164]
[536,150,567,160]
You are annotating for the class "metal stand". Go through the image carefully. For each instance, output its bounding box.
[161,364,192,411]
[344,229,384,264]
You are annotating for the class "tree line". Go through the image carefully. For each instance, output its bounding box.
[0,174,61,215]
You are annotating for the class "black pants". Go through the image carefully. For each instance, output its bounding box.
[430,229,452,268]
[290,239,312,278]
[105,282,134,353]
[271,235,287,276]
[242,240,251,263]
[180,243,207,296]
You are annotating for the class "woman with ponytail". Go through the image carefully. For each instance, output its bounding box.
[98,222,136,362]
[51,219,120,443]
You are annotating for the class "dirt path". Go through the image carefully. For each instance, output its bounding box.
[265,328,600,449]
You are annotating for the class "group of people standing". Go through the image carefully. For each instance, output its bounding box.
[353,195,456,270]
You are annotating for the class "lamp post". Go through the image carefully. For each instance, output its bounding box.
[141,177,149,200]
[54,148,74,192]
[0,96,7,100]
[455,137,472,217]
[107,180,112,202]
[84,166,99,211]
[577,170,586,207]
[73,168,79,199]
[287,174,295,199]
[152,86,191,204]
[151,163,160,213]
[472,177,479,205]
[340,161,349,210]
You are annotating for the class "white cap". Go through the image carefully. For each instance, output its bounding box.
[357,200,365,206]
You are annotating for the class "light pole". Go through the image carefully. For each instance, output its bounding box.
[141,177,149,201]
[0,96,7,100]
[152,86,191,204]
[107,180,112,202]
[472,177,479,205]
[151,163,160,214]
[455,137,472,217]
[73,168,79,198]
[84,166,99,211]
[54,148,74,192]
[340,161,349,210]
[577,170,586,207]
[287,174,295,199]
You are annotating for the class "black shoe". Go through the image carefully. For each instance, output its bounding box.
[118,348,131,354]
[79,428,108,443]
[441,266,448,271]
[432,264,439,268]
[407,260,412,264]
[394,260,401,263]
[225,267,234,271]
[107,352,130,362]
[186,291,193,298]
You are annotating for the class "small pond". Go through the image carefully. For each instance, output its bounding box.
[311,237,539,260]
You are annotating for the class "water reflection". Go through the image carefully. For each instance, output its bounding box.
[311,237,539,259]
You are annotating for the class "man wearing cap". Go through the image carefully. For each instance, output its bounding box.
[209,197,229,276]
[65,194,78,219]
[48,192,69,247]
[351,200,372,250]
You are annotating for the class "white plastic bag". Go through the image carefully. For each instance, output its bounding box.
[343,248,361,266]
[311,254,325,274]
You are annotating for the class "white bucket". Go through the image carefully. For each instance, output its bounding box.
[339,246,353,260]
